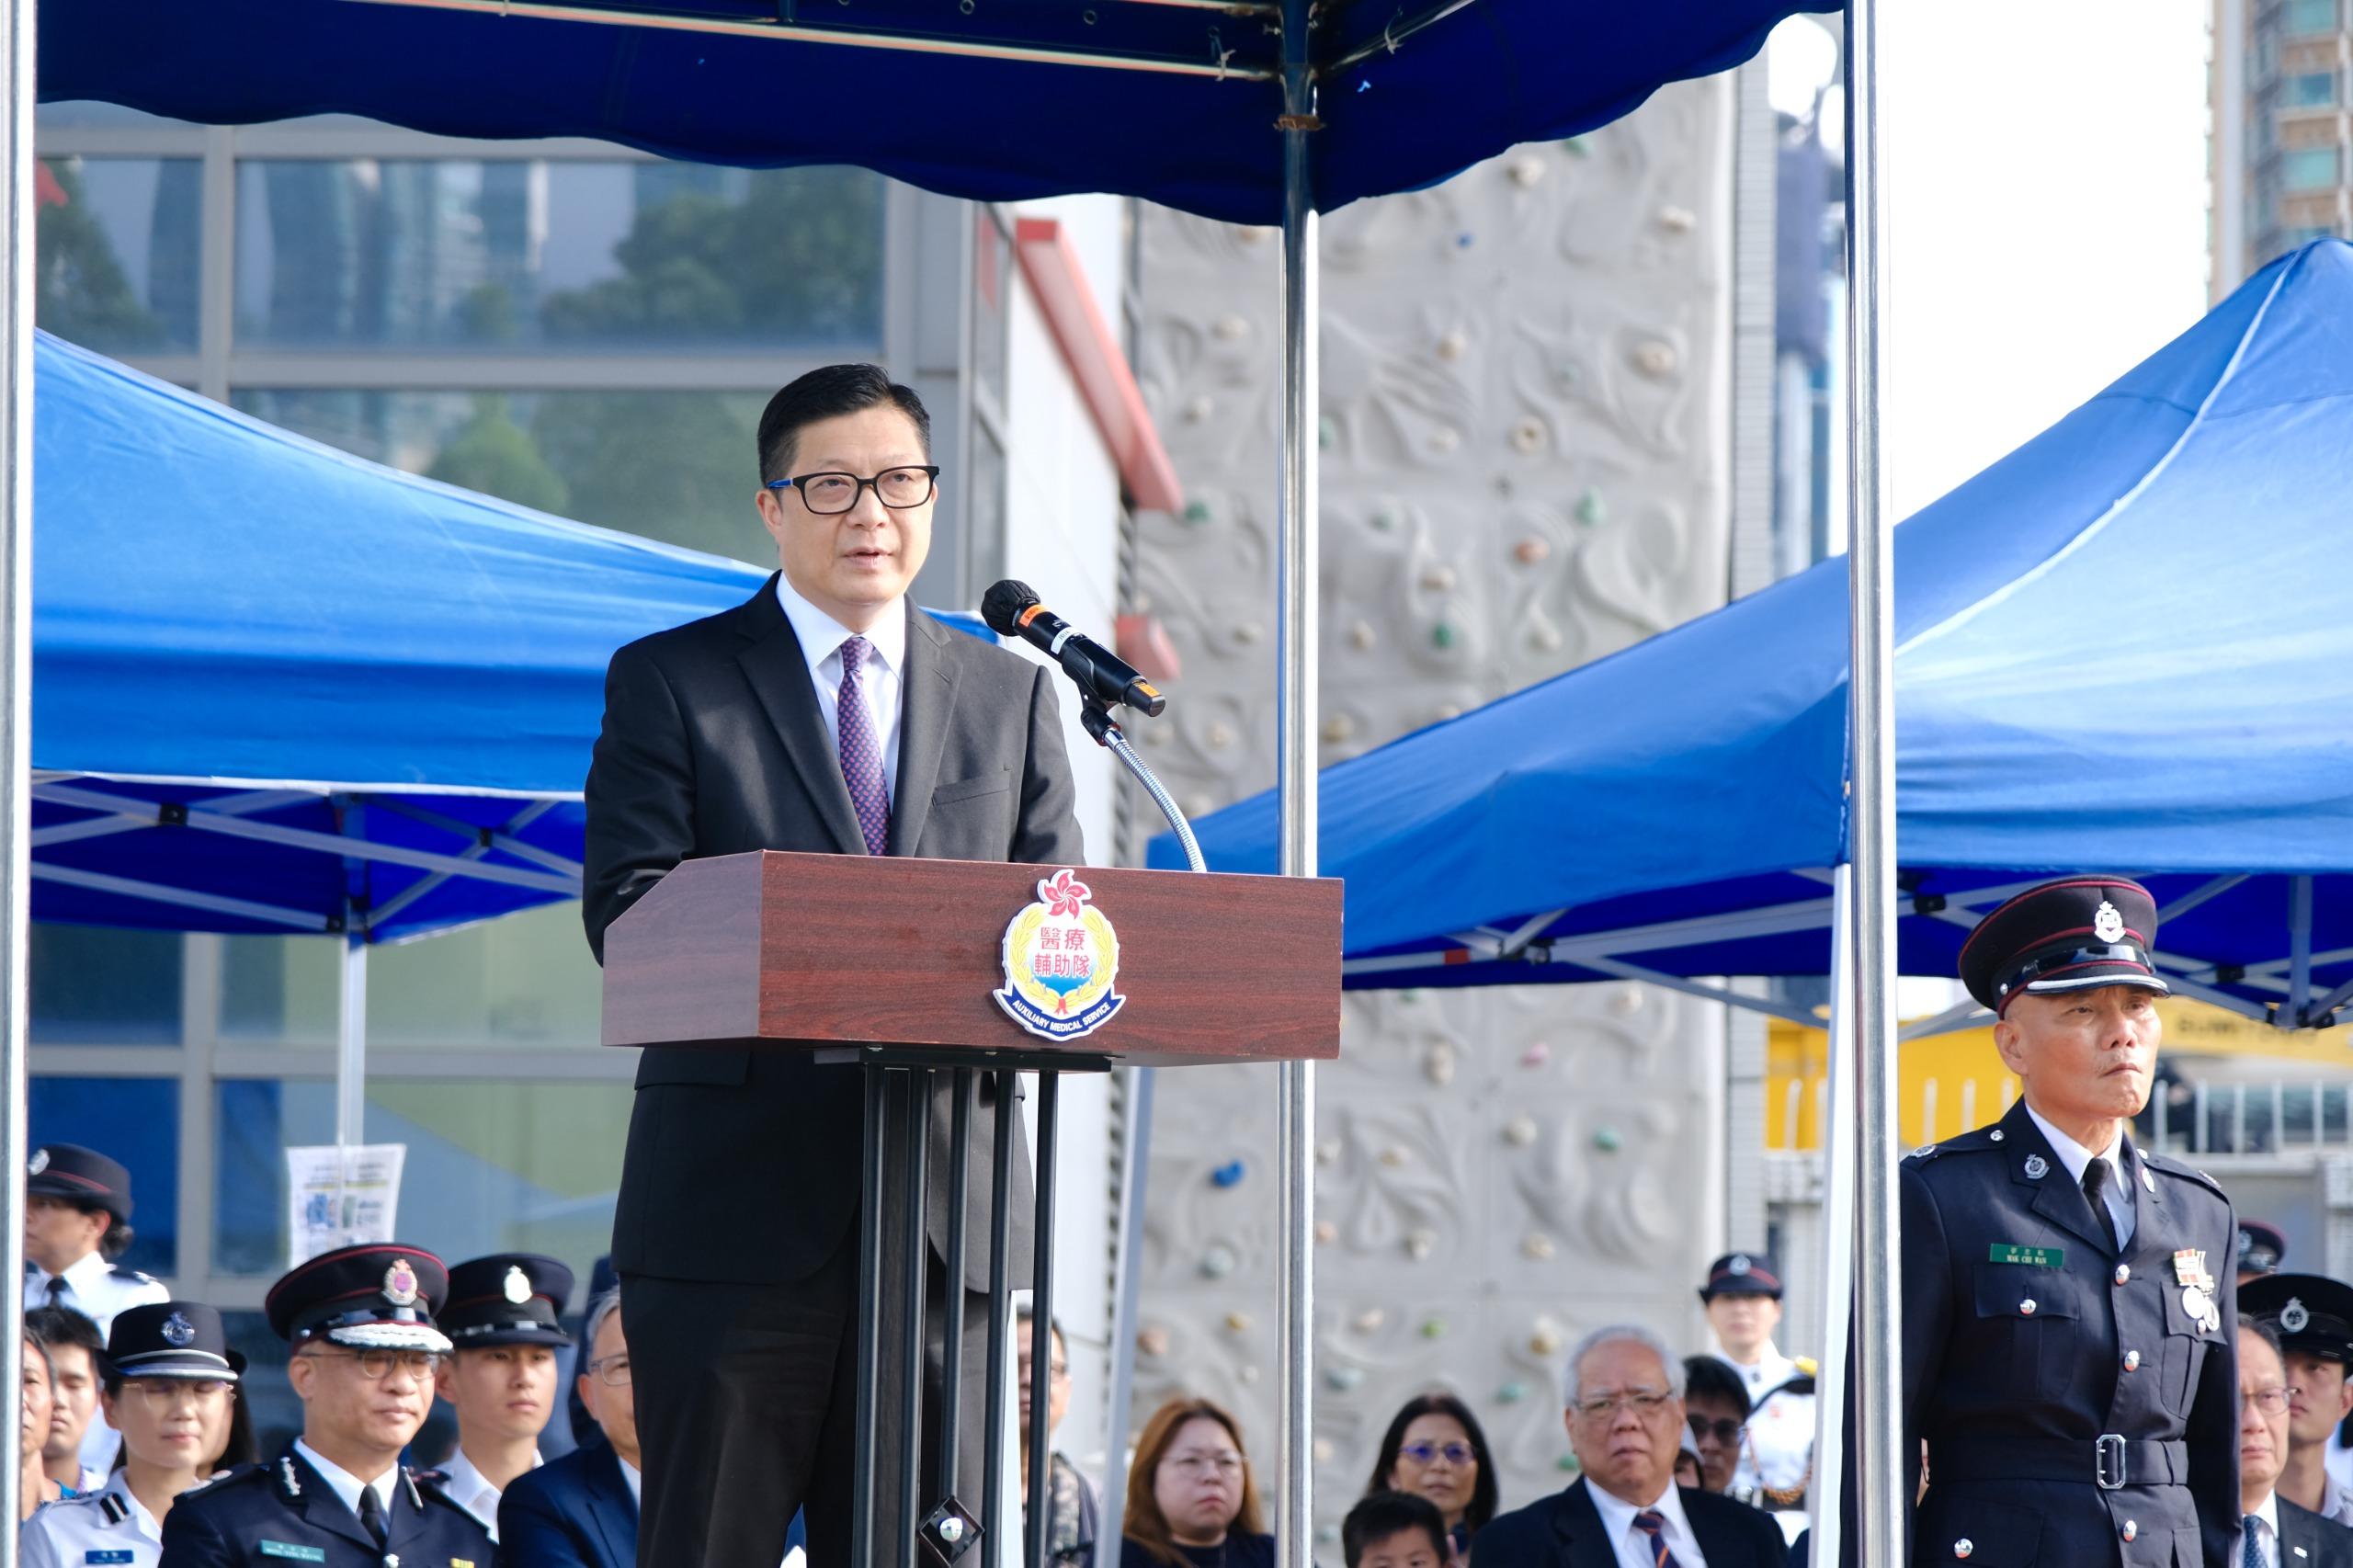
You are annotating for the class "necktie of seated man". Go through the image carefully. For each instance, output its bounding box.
[837,634,891,857]
[1633,1508,1682,1568]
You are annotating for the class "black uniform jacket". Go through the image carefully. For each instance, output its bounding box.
[1903,1098,2238,1567]
[1474,1477,1790,1567]
[2279,1495,2353,1568]
[157,1446,494,1568]
[583,577,1085,1289]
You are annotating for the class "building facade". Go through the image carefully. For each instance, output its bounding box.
[2211,0,2353,297]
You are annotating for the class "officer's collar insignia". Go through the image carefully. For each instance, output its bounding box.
[2142,1162,2156,1193]
[1728,1255,1752,1276]
[2285,1297,2313,1334]
[383,1257,420,1306]
[502,1266,533,1305]
[26,1148,46,1176]
[278,1456,302,1496]
[161,1312,198,1347]
[2093,900,2127,943]
[2022,1153,2049,1179]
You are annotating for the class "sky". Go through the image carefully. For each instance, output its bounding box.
[1863,1,2216,518]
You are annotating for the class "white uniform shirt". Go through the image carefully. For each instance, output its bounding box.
[26,1252,167,1475]
[2320,1471,2353,1529]
[435,1446,539,1542]
[291,1438,399,1527]
[1584,1477,1710,1568]
[774,574,905,796]
[2024,1105,2138,1248]
[1713,1341,1817,1512]
[2326,1429,2353,1494]
[17,1468,161,1568]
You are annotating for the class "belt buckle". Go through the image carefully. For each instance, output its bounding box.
[2095,1433,2127,1490]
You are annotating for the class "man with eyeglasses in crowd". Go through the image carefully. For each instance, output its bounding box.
[2233,1315,2353,1566]
[157,1243,493,1568]
[1018,1311,1097,1567]
[1680,1357,1753,1495]
[585,363,1084,1567]
[2241,1274,2353,1528]
[1478,1324,1789,1566]
[500,1287,642,1568]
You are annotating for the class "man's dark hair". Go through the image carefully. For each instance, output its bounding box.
[1681,1354,1754,1420]
[26,1303,104,1369]
[1343,1491,1449,1568]
[2245,1313,2287,1361]
[756,363,931,486]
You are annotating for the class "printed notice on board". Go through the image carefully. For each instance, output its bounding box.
[286,1144,406,1267]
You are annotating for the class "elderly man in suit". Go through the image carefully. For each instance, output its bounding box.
[498,1288,639,1568]
[2234,1314,2353,1567]
[1478,1324,1789,1566]
[584,363,1085,1568]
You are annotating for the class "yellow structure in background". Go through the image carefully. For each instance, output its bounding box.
[1766,999,2345,1151]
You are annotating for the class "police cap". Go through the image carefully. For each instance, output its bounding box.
[2239,1220,2288,1278]
[1957,877,2169,1015]
[108,1301,244,1381]
[2242,1273,2353,1363]
[26,1142,131,1224]
[440,1253,574,1348]
[1699,1251,1784,1301]
[265,1243,451,1352]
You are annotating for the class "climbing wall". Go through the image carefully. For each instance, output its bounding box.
[1120,74,1738,1541]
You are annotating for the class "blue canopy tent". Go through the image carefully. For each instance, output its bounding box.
[1161,238,2353,1034]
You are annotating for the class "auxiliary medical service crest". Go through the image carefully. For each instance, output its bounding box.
[995,869,1126,1040]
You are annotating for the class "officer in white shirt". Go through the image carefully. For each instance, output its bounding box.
[423,1253,574,1542]
[19,1301,244,1568]
[1699,1251,1814,1540]
[23,1143,168,1476]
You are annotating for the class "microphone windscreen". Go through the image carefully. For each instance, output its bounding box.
[980,579,1040,636]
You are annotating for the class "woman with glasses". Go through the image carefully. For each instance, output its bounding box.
[1120,1397,1273,1568]
[1363,1393,1498,1562]
[19,1301,245,1568]
[1677,1357,1752,1495]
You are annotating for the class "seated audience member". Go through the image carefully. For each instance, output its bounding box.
[499,1287,638,1568]
[1343,1491,1450,1568]
[2237,1314,2353,1567]
[18,1333,64,1518]
[1120,1398,1273,1568]
[1019,1310,1097,1567]
[1365,1392,1497,1562]
[427,1252,574,1541]
[26,1306,107,1492]
[1674,1432,1703,1492]
[1477,1324,1788,1567]
[1680,1355,1752,1495]
[19,1302,244,1568]
[2243,1272,2353,1525]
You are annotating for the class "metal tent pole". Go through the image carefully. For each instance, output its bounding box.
[1806,868,1859,1562]
[0,0,32,1538]
[1274,1,1319,1562]
[1842,0,1903,1559]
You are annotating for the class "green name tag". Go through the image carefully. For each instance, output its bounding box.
[1989,1244,2064,1268]
[259,1544,327,1563]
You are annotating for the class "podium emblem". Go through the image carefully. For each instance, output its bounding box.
[995,869,1127,1040]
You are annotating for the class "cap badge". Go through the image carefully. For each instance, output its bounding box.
[502,1266,532,1305]
[2285,1297,2312,1334]
[2023,1154,2049,1180]
[383,1257,420,1306]
[26,1148,46,1176]
[162,1311,198,1347]
[1728,1254,1752,1276]
[2094,900,2126,944]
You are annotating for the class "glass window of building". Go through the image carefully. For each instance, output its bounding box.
[2282,146,2342,192]
[2286,72,2340,108]
[37,155,201,355]
[2287,0,2339,35]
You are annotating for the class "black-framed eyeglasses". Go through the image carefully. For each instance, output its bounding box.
[767,466,939,515]
[1688,1415,1745,1445]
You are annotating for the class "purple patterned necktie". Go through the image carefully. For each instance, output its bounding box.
[1632,1510,1682,1568]
[835,634,890,856]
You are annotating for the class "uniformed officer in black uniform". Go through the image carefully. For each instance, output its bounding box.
[1903,877,2238,1566]
[158,1243,494,1568]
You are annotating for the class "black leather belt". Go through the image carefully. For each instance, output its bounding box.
[1932,1436,2188,1491]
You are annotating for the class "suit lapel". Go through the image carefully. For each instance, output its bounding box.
[1549,1480,1623,1568]
[2003,1102,2120,1258]
[888,604,959,857]
[732,576,867,857]
[589,1446,639,1565]
[1679,1486,1745,1563]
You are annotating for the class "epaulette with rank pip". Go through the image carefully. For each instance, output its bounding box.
[108,1265,159,1285]
[2139,1148,2230,1199]
[1904,1122,2009,1163]
[179,1461,267,1500]
[97,1491,130,1525]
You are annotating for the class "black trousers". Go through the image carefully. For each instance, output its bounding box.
[624,1096,997,1568]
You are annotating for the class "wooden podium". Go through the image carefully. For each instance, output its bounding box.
[604,850,1341,1568]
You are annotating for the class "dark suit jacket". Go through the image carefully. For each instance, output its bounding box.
[585,577,1085,1287]
[2279,1496,2353,1568]
[497,1444,636,1568]
[1473,1477,1789,1567]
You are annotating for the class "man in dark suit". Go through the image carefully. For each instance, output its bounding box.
[1900,877,2239,1566]
[499,1287,639,1568]
[2235,1314,2353,1567]
[583,364,1084,1568]
[1477,1324,1788,1567]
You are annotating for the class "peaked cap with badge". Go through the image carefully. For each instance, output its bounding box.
[2242,1273,2353,1364]
[1881,875,2240,1568]
[108,1299,244,1381]
[439,1252,574,1348]
[264,1241,453,1352]
[1699,1250,1784,1301]
[2238,1219,2288,1278]
[25,1140,134,1221]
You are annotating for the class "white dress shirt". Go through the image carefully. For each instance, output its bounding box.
[2024,1104,2138,1247]
[26,1252,166,1475]
[293,1437,399,1528]
[2235,1490,2281,1568]
[1711,1340,1816,1521]
[619,1455,642,1509]
[17,1469,161,1568]
[437,1445,539,1541]
[775,574,905,800]
[1585,1478,1710,1568]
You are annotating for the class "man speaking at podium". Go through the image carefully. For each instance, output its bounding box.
[583,364,1085,1568]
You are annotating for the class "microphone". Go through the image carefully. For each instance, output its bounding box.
[981,580,1166,718]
